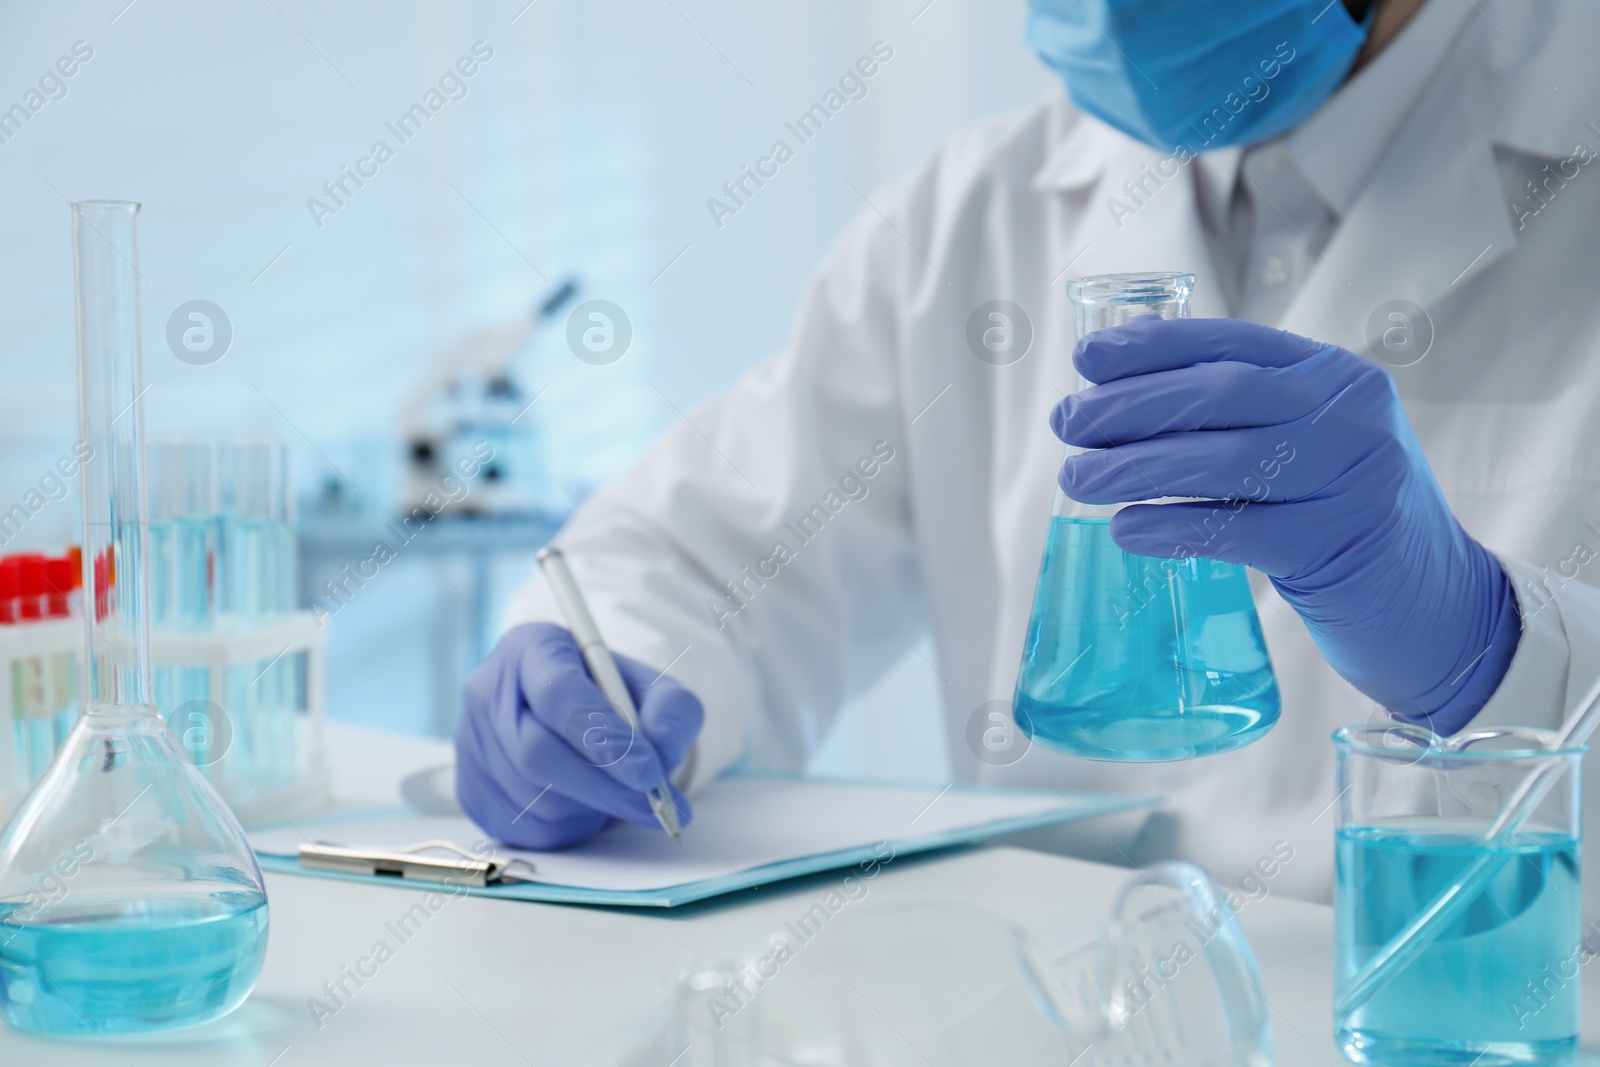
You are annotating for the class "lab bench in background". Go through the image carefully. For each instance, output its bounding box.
[297,513,561,737]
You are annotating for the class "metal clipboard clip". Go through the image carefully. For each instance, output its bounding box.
[297,839,539,888]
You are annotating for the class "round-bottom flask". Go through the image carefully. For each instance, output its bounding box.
[0,711,268,1035]
[0,200,268,1035]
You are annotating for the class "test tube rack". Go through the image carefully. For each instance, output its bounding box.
[0,610,332,828]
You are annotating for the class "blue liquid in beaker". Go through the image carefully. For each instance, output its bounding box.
[1013,516,1279,761]
[0,889,268,1035]
[1335,825,1579,1066]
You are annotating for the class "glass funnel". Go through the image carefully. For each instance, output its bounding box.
[1014,273,1280,761]
[0,201,269,1036]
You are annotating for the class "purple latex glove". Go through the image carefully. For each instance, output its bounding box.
[455,622,702,849]
[1051,317,1520,731]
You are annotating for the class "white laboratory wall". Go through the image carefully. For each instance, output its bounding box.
[0,0,1053,781]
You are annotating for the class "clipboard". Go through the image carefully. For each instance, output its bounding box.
[250,775,1159,908]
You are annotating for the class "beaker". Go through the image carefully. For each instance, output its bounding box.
[0,201,269,1035]
[1333,724,1582,1066]
[1013,272,1279,761]
[619,862,1271,1066]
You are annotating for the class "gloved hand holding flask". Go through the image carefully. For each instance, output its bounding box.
[1053,317,1520,731]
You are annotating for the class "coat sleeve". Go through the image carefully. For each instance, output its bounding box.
[1476,559,1600,733]
[502,187,935,789]
[1475,557,1600,919]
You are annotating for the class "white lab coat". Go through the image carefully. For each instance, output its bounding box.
[508,1,1600,910]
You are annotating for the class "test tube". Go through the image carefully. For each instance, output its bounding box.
[145,442,175,624]
[147,441,176,720]
[212,438,238,622]
[235,442,272,621]
[0,557,21,804]
[269,440,296,615]
[15,555,54,780]
[230,439,296,783]
[269,440,298,781]
[222,441,258,781]
[45,556,78,747]
[172,443,216,746]
[169,441,215,632]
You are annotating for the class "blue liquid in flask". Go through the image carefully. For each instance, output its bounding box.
[0,889,268,1035]
[1014,516,1279,761]
[1335,825,1579,1066]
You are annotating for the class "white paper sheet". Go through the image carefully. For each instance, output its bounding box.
[251,777,1118,893]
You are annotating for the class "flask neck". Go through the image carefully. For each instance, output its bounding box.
[72,200,155,710]
[1058,273,1196,522]
[81,701,164,726]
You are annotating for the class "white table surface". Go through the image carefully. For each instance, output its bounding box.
[1,723,1595,1066]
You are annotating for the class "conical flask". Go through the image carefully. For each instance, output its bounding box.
[0,201,269,1035]
[1013,272,1280,761]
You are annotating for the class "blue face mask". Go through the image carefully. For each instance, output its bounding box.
[1027,0,1369,154]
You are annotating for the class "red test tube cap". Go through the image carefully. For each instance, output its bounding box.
[17,554,45,620]
[0,556,18,624]
[46,557,73,617]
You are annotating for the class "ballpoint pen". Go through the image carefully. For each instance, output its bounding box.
[537,546,682,841]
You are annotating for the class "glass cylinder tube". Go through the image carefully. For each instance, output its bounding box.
[1333,725,1582,1065]
[1012,272,1279,762]
[146,440,176,629]
[235,440,274,621]
[269,439,296,614]
[0,202,269,1036]
[212,438,238,621]
[261,440,298,781]
[169,440,215,632]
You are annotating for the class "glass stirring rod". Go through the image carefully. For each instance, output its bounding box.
[538,547,682,841]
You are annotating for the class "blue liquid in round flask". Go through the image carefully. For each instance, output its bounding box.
[1013,273,1280,761]
[0,201,268,1036]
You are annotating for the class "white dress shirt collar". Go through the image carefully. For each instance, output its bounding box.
[1193,1,1480,321]
[1285,0,1478,217]
[1191,1,1475,226]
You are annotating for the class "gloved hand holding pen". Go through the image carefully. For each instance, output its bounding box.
[1051,317,1522,733]
[454,622,703,850]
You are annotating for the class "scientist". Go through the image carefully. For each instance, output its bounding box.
[455,0,1600,906]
